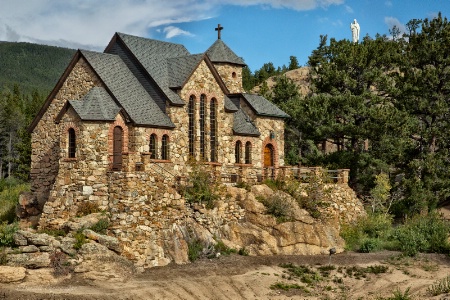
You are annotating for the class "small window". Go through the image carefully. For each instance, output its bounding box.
[68,128,76,158]
[245,142,252,164]
[232,72,237,78]
[149,134,157,159]
[161,135,169,160]
[235,141,242,163]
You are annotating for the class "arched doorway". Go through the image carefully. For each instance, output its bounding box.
[263,144,274,179]
[112,126,123,171]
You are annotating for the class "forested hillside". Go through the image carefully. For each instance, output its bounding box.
[0,41,75,94]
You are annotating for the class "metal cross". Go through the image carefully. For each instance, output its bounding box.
[215,24,224,39]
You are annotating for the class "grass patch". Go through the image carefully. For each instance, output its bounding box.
[73,231,87,250]
[76,201,100,217]
[279,263,322,284]
[0,222,18,247]
[270,282,309,293]
[187,238,203,262]
[0,179,29,223]
[258,194,294,223]
[427,275,450,296]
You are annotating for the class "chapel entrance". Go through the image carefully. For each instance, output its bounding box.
[263,144,274,179]
[112,126,123,171]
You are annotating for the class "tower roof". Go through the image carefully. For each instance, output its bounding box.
[205,39,246,66]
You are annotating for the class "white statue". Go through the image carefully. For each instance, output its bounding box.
[350,19,360,43]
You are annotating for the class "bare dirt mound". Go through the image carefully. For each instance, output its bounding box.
[2,251,450,299]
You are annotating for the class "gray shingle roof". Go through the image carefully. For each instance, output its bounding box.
[233,109,260,136]
[224,95,238,112]
[117,33,189,105]
[80,50,175,128]
[69,87,120,121]
[168,54,204,88]
[206,39,246,66]
[242,93,290,118]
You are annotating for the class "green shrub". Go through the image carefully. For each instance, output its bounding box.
[359,238,381,253]
[259,194,293,223]
[50,251,72,276]
[377,287,413,300]
[341,213,392,251]
[187,238,204,262]
[427,275,450,296]
[73,231,87,250]
[392,212,450,256]
[0,181,29,223]
[181,162,221,209]
[214,240,237,255]
[270,282,309,292]
[89,218,110,234]
[0,222,18,247]
[238,247,249,256]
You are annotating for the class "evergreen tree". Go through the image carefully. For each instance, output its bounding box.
[288,56,299,70]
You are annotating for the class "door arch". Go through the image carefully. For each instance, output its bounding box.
[263,144,274,179]
[112,126,123,170]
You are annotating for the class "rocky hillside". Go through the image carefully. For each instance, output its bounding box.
[251,66,311,96]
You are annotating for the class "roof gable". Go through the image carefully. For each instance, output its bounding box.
[69,87,121,121]
[80,50,175,128]
[114,32,189,106]
[167,54,204,88]
[233,109,260,136]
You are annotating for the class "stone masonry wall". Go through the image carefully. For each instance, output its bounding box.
[31,57,103,208]
[213,63,244,94]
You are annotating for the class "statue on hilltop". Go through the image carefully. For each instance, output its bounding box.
[350,19,360,43]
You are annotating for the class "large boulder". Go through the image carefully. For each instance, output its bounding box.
[0,266,26,283]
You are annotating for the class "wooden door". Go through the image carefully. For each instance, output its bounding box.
[264,144,274,179]
[112,126,123,170]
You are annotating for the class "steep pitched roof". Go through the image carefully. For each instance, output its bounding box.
[224,95,239,112]
[241,93,290,118]
[115,33,189,105]
[206,39,246,66]
[80,50,175,128]
[167,54,205,88]
[233,109,260,136]
[69,87,121,121]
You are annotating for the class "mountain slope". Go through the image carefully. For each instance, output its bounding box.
[0,41,76,94]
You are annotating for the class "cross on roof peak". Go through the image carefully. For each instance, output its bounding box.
[215,24,224,39]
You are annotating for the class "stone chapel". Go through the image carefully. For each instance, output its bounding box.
[27,27,289,226]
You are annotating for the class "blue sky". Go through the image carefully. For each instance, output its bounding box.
[0,1,448,72]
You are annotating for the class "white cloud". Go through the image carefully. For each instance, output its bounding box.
[163,26,194,39]
[385,1,393,7]
[345,5,353,13]
[0,0,344,50]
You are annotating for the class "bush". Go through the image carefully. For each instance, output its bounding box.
[187,238,204,262]
[0,222,18,247]
[76,201,100,217]
[73,231,87,250]
[428,275,450,296]
[359,238,381,253]
[89,218,110,234]
[341,213,392,251]
[259,193,293,223]
[0,181,29,223]
[50,251,73,276]
[391,212,450,256]
[181,161,221,209]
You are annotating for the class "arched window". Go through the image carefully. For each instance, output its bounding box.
[161,135,169,160]
[149,134,157,159]
[210,98,217,162]
[245,141,252,164]
[199,94,206,160]
[235,141,242,164]
[188,95,195,157]
[68,128,76,158]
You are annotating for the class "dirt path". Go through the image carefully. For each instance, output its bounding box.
[2,251,450,299]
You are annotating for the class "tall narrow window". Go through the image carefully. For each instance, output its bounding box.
[149,134,157,159]
[68,128,76,158]
[112,126,123,171]
[188,95,195,157]
[235,141,242,164]
[210,98,217,162]
[199,94,206,160]
[245,141,252,164]
[161,135,169,160]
